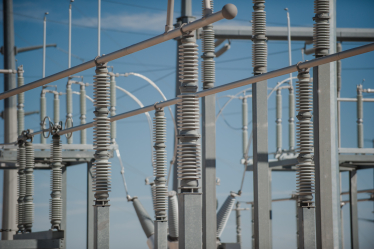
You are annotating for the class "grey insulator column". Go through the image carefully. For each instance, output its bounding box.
[24,137,34,232]
[235,202,241,244]
[50,124,63,230]
[296,68,316,248]
[17,140,26,233]
[288,88,295,151]
[276,89,282,153]
[92,61,111,248]
[40,92,46,144]
[54,93,60,124]
[168,191,178,240]
[131,197,155,248]
[177,31,202,248]
[80,84,87,144]
[17,65,24,135]
[153,108,168,249]
[216,193,236,238]
[357,84,363,148]
[66,83,73,144]
[110,74,116,143]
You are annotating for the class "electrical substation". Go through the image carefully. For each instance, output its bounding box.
[0,0,374,248]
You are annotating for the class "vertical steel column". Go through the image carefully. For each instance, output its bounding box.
[173,0,195,193]
[313,0,340,247]
[68,2,72,69]
[177,32,202,249]
[61,166,67,249]
[2,0,18,239]
[251,0,271,248]
[296,68,316,249]
[242,97,248,160]
[17,66,25,135]
[17,140,26,233]
[24,138,35,233]
[201,1,217,248]
[276,89,282,154]
[43,13,47,78]
[110,74,116,143]
[337,42,342,148]
[93,61,110,249]
[40,92,46,144]
[80,84,87,144]
[153,108,168,249]
[87,161,94,249]
[235,202,241,244]
[349,170,359,249]
[289,88,295,152]
[356,84,363,148]
[66,83,73,144]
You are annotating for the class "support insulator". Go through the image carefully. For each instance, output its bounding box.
[17,141,26,232]
[242,97,248,159]
[357,84,363,148]
[289,88,295,151]
[132,197,154,238]
[201,0,215,90]
[276,89,282,153]
[217,193,236,237]
[252,0,267,74]
[296,69,314,205]
[24,140,34,232]
[93,62,111,204]
[110,74,116,143]
[17,65,25,136]
[235,202,241,244]
[177,34,201,192]
[66,83,73,144]
[80,85,87,144]
[313,0,330,57]
[168,191,178,240]
[54,94,60,124]
[153,108,168,221]
[40,92,46,144]
[50,128,63,230]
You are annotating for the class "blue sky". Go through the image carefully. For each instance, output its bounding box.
[1,0,374,248]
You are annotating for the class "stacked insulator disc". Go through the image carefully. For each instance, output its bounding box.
[201,0,215,89]
[296,69,314,205]
[153,108,168,220]
[93,63,111,202]
[252,0,267,74]
[50,134,62,229]
[24,141,34,232]
[17,143,26,232]
[168,191,178,239]
[313,0,330,57]
[177,36,201,191]
[217,193,236,237]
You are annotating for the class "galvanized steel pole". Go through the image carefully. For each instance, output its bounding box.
[68,2,72,69]
[43,13,48,78]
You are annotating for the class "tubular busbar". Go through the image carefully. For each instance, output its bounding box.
[4,42,374,141]
[0,4,238,101]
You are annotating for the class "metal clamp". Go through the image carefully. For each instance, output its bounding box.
[51,121,63,135]
[64,116,74,139]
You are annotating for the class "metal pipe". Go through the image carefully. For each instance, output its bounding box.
[0,69,16,74]
[165,0,175,32]
[276,89,282,154]
[0,4,238,101]
[337,42,342,148]
[338,97,374,102]
[98,0,101,56]
[285,8,293,87]
[43,13,48,78]
[68,2,72,68]
[357,84,363,148]
[242,97,248,159]
[17,65,24,135]
[66,83,73,144]
[288,88,295,151]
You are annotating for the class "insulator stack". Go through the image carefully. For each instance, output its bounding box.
[132,197,155,238]
[24,140,34,232]
[153,108,168,221]
[17,141,26,232]
[168,191,178,239]
[40,92,46,144]
[50,133,63,229]
[80,84,87,144]
[296,69,314,205]
[201,0,215,90]
[357,84,363,148]
[252,0,267,74]
[93,62,111,203]
[17,65,25,136]
[177,35,201,191]
[313,0,330,57]
[66,83,73,144]
[110,75,116,143]
[217,193,236,237]
[150,182,156,212]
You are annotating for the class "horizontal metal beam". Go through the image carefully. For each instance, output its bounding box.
[0,5,236,101]
[0,239,63,248]
[338,97,374,102]
[13,230,64,240]
[16,43,57,54]
[341,189,374,196]
[0,69,16,74]
[339,148,374,154]
[206,26,374,42]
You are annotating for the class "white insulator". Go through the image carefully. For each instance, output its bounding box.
[93,63,111,203]
[50,133,63,229]
[40,94,46,144]
[24,141,34,232]
[153,108,168,221]
[313,0,330,57]
[17,142,26,232]
[217,193,236,237]
[168,191,178,239]
[17,66,25,136]
[80,86,87,144]
[296,69,314,205]
[252,0,267,74]
[177,35,201,191]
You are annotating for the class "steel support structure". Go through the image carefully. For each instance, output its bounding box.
[87,161,94,249]
[349,170,359,249]
[2,0,18,240]
[201,1,217,248]
[251,1,271,248]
